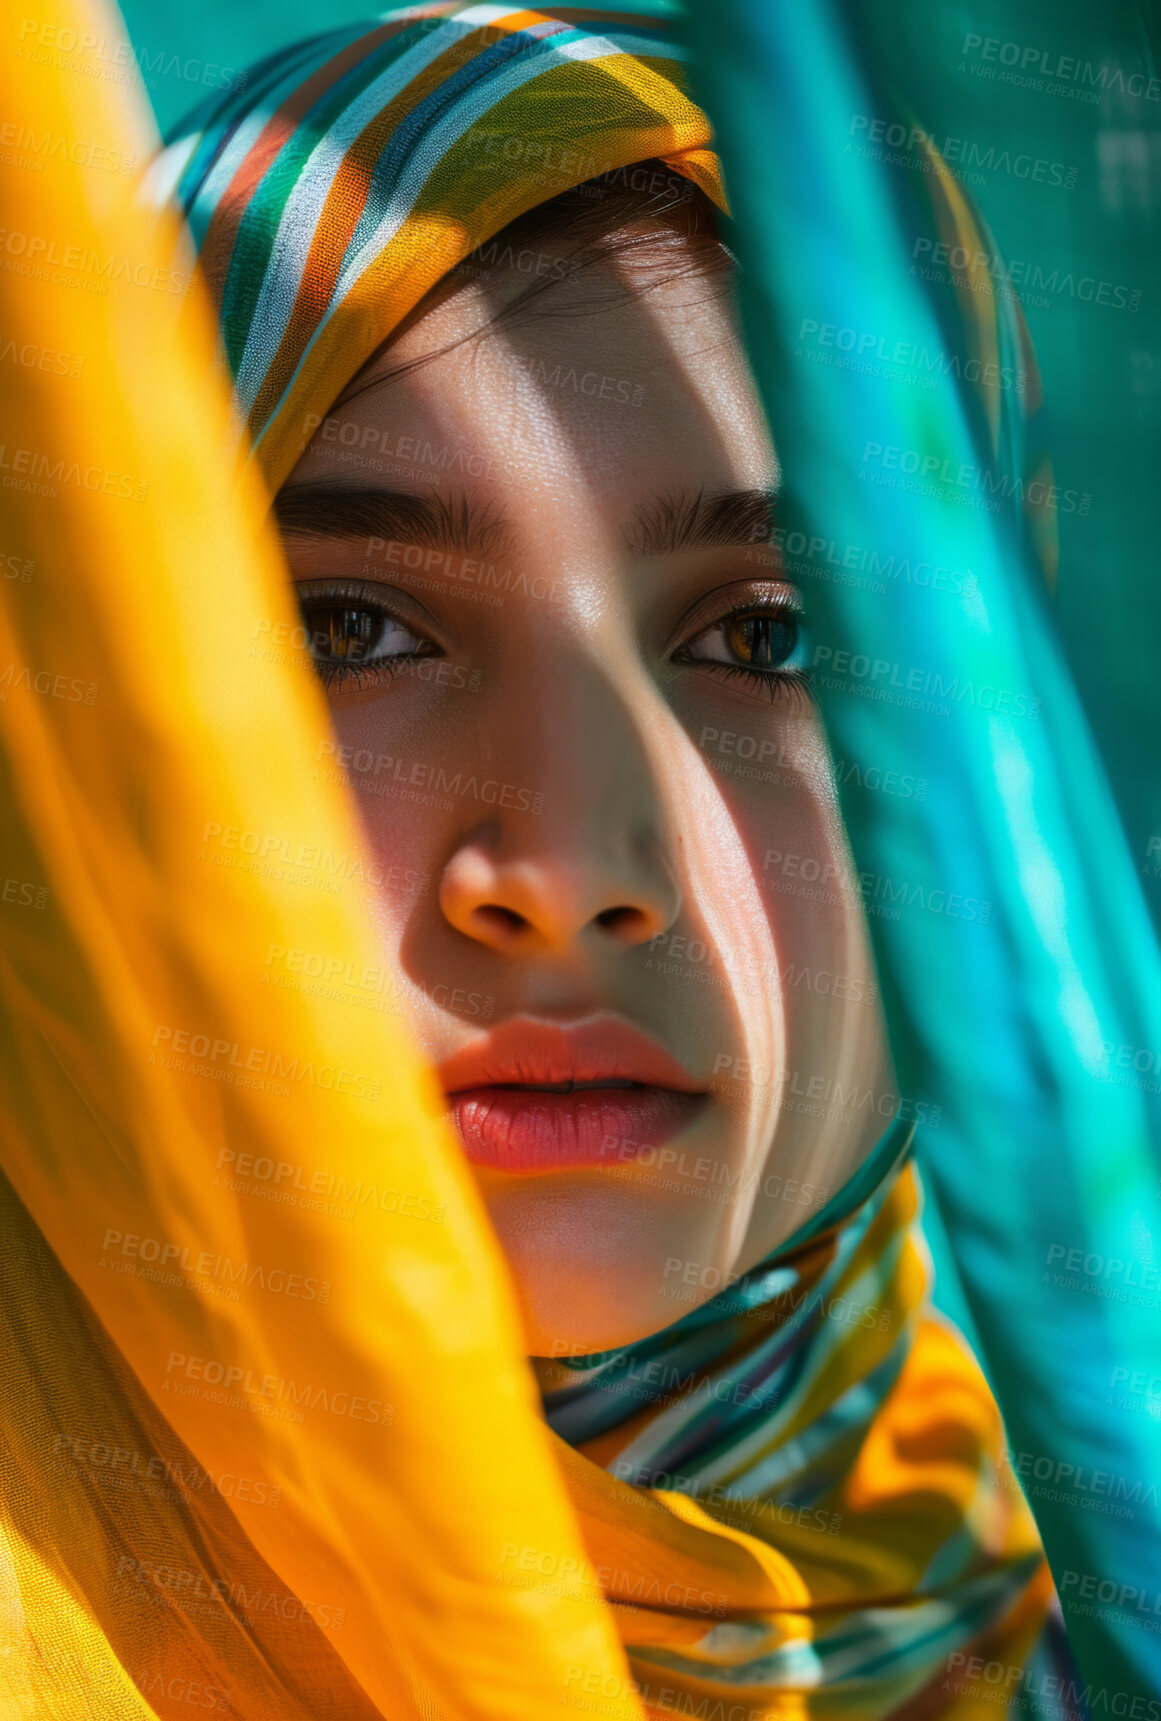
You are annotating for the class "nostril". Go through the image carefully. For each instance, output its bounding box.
[473,904,529,939]
[594,905,646,936]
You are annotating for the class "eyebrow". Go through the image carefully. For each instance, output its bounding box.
[624,486,781,556]
[272,480,780,561]
[272,483,511,558]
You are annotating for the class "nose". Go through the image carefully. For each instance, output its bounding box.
[439,835,680,956]
[437,663,681,959]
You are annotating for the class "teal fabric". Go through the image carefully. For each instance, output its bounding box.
[677,0,1161,1700]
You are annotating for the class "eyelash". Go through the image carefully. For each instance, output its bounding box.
[316,654,410,692]
[705,661,812,703]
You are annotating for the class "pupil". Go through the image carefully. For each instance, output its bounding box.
[728,614,795,669]
[313,606,380,661]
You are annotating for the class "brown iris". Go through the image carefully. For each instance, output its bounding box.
[723,612,797,670]
[309,605,384,663]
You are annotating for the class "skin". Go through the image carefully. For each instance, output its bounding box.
[276,217,895,1362]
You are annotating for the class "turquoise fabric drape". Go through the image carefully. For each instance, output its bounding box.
[674,0,1161,1700]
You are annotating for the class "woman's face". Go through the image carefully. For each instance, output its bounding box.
[277,216,894,1357]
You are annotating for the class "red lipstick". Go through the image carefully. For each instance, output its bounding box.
[437,1017,707,1173]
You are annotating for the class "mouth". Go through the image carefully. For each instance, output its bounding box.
[437,1018,708,1173]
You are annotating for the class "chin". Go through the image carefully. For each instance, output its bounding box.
[476,1172,737,1357]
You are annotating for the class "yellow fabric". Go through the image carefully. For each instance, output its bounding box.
[0,2,641,1716]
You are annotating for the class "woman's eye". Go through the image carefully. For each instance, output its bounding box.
[307,605,421,663]
[294,586,438,688]
[680,604,809,695]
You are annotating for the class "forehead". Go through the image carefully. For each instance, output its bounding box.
[289,259,777,516]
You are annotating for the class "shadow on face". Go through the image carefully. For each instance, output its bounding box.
[274,185,894,1357]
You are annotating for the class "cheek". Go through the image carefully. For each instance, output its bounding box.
[689,712,874,1053]
[317,698,446,924]
[752,770,857,964]
[685,707,857,950]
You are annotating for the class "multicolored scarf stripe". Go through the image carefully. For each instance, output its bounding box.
[159,5,720,490]
[544,1147,1060,1712]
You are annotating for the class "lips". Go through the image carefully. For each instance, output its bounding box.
[437,1017,707,1173]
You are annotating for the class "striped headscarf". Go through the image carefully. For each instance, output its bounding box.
[153,2,725,491]
[150,6,1077,1712]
